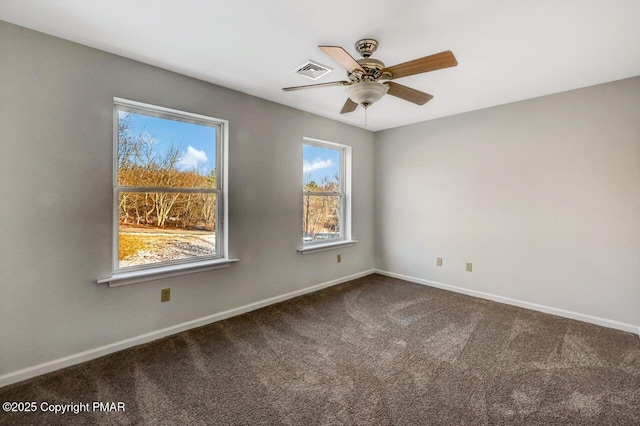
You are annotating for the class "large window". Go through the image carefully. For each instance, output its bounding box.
[302,138,351,247]
[113,98,227,273]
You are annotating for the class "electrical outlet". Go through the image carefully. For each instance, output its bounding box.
[161,288,171,302]
[437,257,443,267]
[466,262,473,272]
[337,254,341,263]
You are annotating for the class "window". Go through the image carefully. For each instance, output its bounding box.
[302,138,353,250]
[109,98,230,280]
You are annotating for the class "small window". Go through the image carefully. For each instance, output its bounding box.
[302,138,351,246]
[113,99,227,272]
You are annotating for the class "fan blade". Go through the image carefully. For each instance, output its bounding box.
[385,82,434,105]
[382,50,457,80]
[282,81,348,91]
[340,98,358,114]
[319,46,365,73]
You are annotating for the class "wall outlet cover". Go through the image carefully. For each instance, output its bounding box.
[161,288,171,302]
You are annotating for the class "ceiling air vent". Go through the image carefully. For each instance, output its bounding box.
[293,60,332,80]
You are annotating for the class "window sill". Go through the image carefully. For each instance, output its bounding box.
[97,258,239,287]
[297,240,358,255]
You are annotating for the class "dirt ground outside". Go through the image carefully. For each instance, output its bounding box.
[119,227,216,268]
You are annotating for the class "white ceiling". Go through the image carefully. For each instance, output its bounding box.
[2,0,639,131]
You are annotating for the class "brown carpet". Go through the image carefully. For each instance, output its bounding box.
[1,274,639,425]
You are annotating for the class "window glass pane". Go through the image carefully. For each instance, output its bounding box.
[118,191,216,268]
[303,194,341,243]
[117,111,217,188]
[303,144,341,192]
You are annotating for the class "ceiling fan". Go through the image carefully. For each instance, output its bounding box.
[283,39,458,114]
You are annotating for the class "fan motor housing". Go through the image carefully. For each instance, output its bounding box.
[357,58,385,80]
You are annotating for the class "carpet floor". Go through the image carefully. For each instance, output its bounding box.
[1,274,639,425]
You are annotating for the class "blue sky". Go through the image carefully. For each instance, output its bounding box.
[121,112,340,185]
[120,111,217,174]
[303,144,340,185]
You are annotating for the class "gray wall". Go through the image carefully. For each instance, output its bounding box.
[0,21,375,376]
[375,77,640,326]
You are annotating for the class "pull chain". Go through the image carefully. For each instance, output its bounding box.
[364,105,368,127]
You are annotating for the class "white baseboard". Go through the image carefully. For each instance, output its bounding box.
[0,269,376,388]
[375,269,640,337]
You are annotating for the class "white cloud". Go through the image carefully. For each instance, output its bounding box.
[303,158,334,173]
[178,145,208,170]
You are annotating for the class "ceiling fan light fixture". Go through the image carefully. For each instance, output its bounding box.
[345,82,389,108]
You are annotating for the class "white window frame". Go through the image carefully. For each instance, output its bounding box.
[98,98,236,287]
[298,137,356,254]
